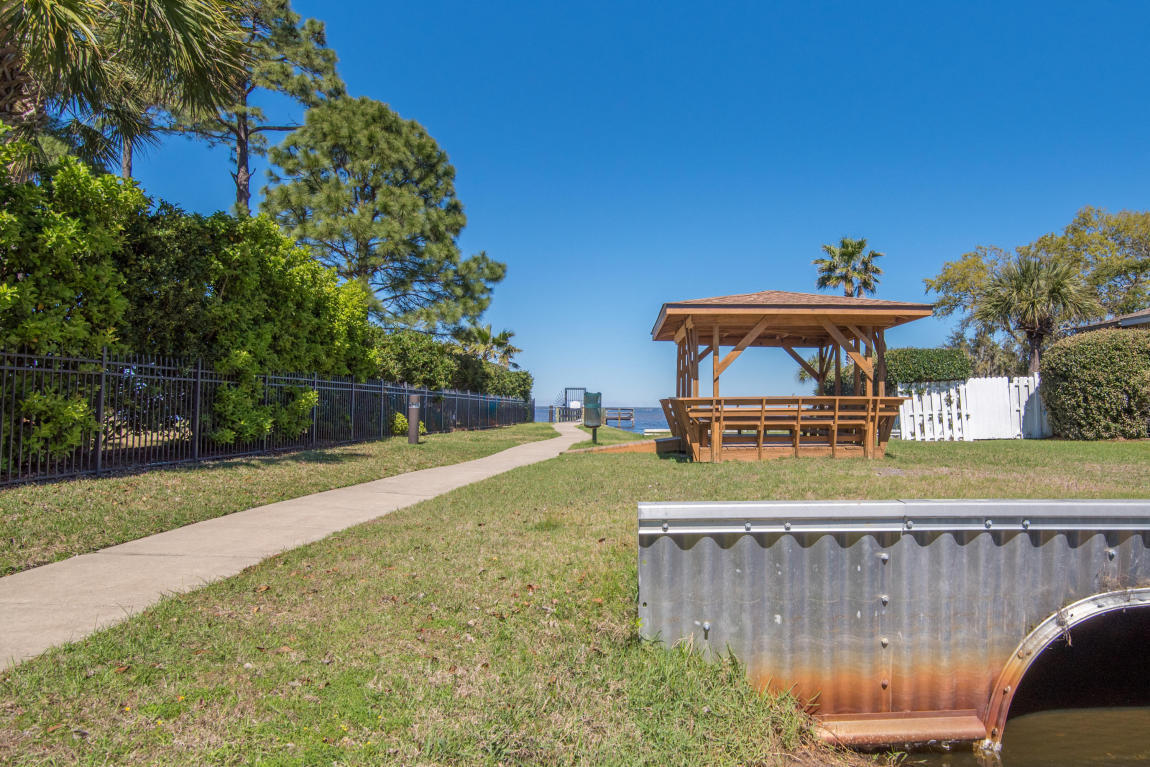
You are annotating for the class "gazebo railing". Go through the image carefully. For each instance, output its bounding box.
[662,395,905,462]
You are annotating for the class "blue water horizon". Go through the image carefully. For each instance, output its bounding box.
[533,406,668,434]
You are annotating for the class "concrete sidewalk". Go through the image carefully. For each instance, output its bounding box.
[0,421,585,670]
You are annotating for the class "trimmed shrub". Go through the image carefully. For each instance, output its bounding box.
[818,347,972,394]
[1040,329,1150,439]
[884,347,972,385]
[390,412,427,437]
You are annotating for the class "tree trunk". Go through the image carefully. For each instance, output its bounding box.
[121,136,133,179]
[235,103,251,214]
[1027,333,1042,375]
[0,42,37,133]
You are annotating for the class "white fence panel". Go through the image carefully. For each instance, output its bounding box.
[897,380,969,441]
[897,374,1051,441]
[1013,374,1052,439]
[965,376,1015,439]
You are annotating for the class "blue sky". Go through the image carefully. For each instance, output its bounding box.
[134,1,1150,405]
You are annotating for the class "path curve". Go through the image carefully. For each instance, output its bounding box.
[0,422,584,669]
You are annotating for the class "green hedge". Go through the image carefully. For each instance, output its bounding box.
[818,347,971,394]
[884,347,972,385]
[1040,329,1150,439]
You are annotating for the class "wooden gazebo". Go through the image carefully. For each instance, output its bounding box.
[653,290,933,462]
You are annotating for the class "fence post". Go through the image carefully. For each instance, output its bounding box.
[192,358,202,462]
[349,380,356,442]
[94,346,107,475]
[380,379,386,440]
[263,373,270,451]
[311,372,319,447]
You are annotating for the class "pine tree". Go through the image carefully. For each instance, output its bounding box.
[170,0,344,213]
[262,96,506,330]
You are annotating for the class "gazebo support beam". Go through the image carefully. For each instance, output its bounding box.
[783,345,821,381]
[819,320,874,380]
[715,316,771,377]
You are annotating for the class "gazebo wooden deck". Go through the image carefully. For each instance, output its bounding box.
[653,290,932,462]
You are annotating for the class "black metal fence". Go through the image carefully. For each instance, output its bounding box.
[0,350,534,486]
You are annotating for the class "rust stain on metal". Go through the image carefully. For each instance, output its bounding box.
[636,500,1150,749]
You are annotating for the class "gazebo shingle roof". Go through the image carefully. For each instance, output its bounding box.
[652,289,934,344]
[667,289,932,309]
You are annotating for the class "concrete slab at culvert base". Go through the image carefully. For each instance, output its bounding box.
[0,422,584,669]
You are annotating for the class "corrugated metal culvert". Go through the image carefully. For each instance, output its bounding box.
[636,500,1150,749]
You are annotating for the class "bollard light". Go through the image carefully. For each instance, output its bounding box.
[408,394,420,444]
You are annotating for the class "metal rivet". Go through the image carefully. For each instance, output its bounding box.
[905,520,914,530]
[702,621,711,639]
[1003,686,1011,695]
[985,519,993,529]
[783,521,792,531]
[662,522,668,532]
[880,594,889,606]
[879,553,890,563]
[1022,519,1031,530]
[880,637,889,648]
[881,679,889,689]
[745,521,752,532]
[1107,549,1116,561]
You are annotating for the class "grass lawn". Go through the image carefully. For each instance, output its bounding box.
[2,439,1148,765]
[0,423,558,576]
[569,424,653,450]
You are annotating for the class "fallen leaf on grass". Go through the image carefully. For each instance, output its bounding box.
[46,724,63,733]
[113,665,131,673]
[255,584,270,593]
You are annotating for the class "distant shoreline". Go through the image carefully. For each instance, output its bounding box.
[533,406,668,433]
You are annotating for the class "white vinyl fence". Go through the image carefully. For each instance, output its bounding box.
[897,374,1052,441]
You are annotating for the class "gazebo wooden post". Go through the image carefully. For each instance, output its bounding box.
[834,343,842,396]
[875,329,887,397]
[852,335,861,396]
[711,324,721,462]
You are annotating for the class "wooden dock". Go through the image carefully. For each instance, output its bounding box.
[604,407,635,426]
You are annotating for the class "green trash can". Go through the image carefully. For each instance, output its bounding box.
[583,392,603,429]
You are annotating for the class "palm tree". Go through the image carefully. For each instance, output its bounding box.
[975,254,1099,374]
[0,0,246,173]
[454,323,522,367]
[491,328,522,368]
[814,237,885,297]
[453,323,495,362]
